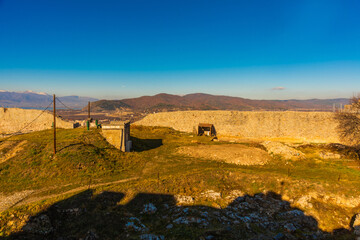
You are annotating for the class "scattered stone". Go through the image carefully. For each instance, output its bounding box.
[319,151,341,159]
[282,233,297,240]
[213,211,220,217]
[173,216,189,225]
[173,216,208,226]
[238,202,250,210]
[262,141,305,160]
[84,230,99,240]
[142,203,157,214]
[284,223,297,232]
[57,208,82,216]
[225,190,245,202]
[201,190,221,200]
[22,214,53,235]
[174,195,195,205]
[182,207,189,214]
[7,187,342,239]
[140,234,165,240]
[238,216,251,223]
[351,213,360,236]
[125,217,148,233]
[200,211,209,218]
[295,195,313,209]
[278,210,304,219]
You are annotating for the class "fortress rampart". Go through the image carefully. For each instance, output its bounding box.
[0,108,74,134]
[136,111,340,143]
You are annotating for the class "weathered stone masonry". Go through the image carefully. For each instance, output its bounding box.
[136,111,340,143]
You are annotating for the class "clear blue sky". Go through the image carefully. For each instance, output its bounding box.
[0,0,360,99]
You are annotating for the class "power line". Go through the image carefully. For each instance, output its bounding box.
[1,101,54,140]
[55,97,78,111]
[53,94,56,155]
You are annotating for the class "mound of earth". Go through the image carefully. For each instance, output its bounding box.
[261,141,305,160]
[177,144,270,165]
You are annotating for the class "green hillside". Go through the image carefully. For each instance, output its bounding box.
[0,126,359,239]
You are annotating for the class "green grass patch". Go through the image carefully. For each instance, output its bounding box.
[1,125,360,237]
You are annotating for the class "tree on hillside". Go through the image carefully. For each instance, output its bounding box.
[335,95,360,145]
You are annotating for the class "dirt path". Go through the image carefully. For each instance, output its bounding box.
[0,177,139,212]
[0,190,34,212]
[0,140,27,164]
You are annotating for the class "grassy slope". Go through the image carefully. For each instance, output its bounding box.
[0,128,142,193]
[0,126,360,236]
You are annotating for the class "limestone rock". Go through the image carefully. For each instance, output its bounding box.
[174,195,195,205]
[125,217,148,233]
[261,141,305,160]
[201,190,221,200]
[295,195,313,209]
[140,234,165,240]
[22,214,53,235]
[284,223,297,232]
[84,230,99,240]
[319,151,341,159]
[351,213,360,236]
[142,203,157,214]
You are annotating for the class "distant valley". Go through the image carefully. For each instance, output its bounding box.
[0,91,350,112]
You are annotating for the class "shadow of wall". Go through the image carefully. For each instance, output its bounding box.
[6,191,355,240]
[130,137,163,152]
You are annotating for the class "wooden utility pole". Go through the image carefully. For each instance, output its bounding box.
[53,94,56,155]
[88,101,90,120]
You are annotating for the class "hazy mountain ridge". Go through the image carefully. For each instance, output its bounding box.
[0,91,350,111]
[0,91,98,109]
[89,93,350,112]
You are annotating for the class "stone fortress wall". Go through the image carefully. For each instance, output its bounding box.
[0,107,74,134]
[136,111,340,143]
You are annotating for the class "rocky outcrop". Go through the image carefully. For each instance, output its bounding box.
[6,191,356,239]
[24,192,334,239]
[351,213,360,236]
[262,141,305,160]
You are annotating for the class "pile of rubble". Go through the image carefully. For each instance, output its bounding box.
[262,141,305,160]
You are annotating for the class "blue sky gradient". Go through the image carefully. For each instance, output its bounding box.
[1,0,360,99]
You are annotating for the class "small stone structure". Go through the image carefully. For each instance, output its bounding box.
[197,123,216,136]
[101,121,132,152]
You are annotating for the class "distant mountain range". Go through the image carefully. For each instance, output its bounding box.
[0,90,98,109]
[88,93,350,112]
[0,91,350,112]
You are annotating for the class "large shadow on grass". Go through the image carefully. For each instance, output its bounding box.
[131,136,163,152]
[56,137,163,153]
[57,142,115,153]
[6,191,355,239]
